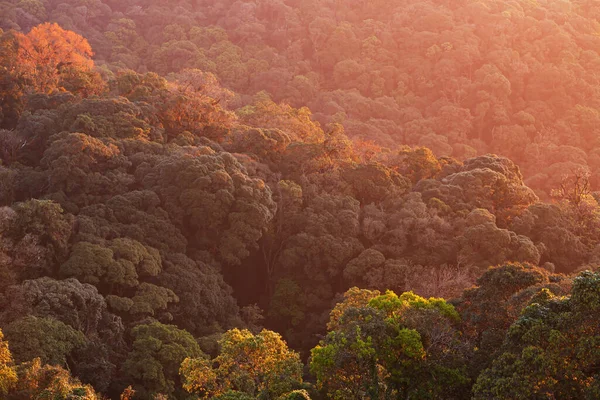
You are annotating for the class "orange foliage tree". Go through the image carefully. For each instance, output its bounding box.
[14,23,102,95]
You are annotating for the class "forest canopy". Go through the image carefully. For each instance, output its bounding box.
[1,0,600,399]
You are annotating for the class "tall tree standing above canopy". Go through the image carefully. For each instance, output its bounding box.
[13,23,102,96]
[0,23,104,128]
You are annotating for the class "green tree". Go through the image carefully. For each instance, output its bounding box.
[123,322,203,398]
[10,199,73,271]
[40,131,131,208]
[60,241,137,288]
[3,316,86,366]
[473,271,600,399]
[157,253,239,336]
[139,148,276,266]
[457,262,569,379]
[60,239,161,294]
[0,277,120,337]
[310,290,468,399]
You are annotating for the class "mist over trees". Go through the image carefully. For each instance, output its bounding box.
[0,0,600,399]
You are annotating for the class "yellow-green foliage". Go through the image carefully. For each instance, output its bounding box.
[310,288,467,399]
[181,328,303,399]
[368,290,460,322]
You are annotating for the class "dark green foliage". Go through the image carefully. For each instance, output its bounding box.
[456,263,568,378]
[3,316,86,366]
[123,322,204,398]
[473,271,600,399]
[214,391,255,400]
[138,147,276,266]
[0,277,120,335]
[60,241,138,288]
[157,253,240,336]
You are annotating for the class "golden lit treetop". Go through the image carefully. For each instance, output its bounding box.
[14,22,97,94]
[181,328,303,399]
[0,329,17,395]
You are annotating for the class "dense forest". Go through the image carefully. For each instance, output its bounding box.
[0,0,599,398]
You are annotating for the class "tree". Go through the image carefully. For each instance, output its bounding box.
[123,322,203,398]
[237,92,324,144]
[228,127,291,166]
[154,70,235,141]
[442,155,538,221]
[7,199,73,280]
[139,148,276,266]
[8,358,100,400]
[128,282,178,317]
[342,162,408,205]
[76,190,187,254]
[0,31,26,128]
[59,238,161,294]
[0,329,17,396]
[157,253,240,336]
[278,389,312,400]
[473,271,600,399]
[456,262,567,378]
[0,129,28,165]
[3,316,86,366]
[60,242,137,289]
[342,250,407,294]
[551,168,592,206]
[13,23,103,95]
[457,209,541,269]
[181,328,303,399]
[5,6,600,398]
[394,146,441,184]
[310,290,468,399]
[0,277,120,337]
[40,131,132,208]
